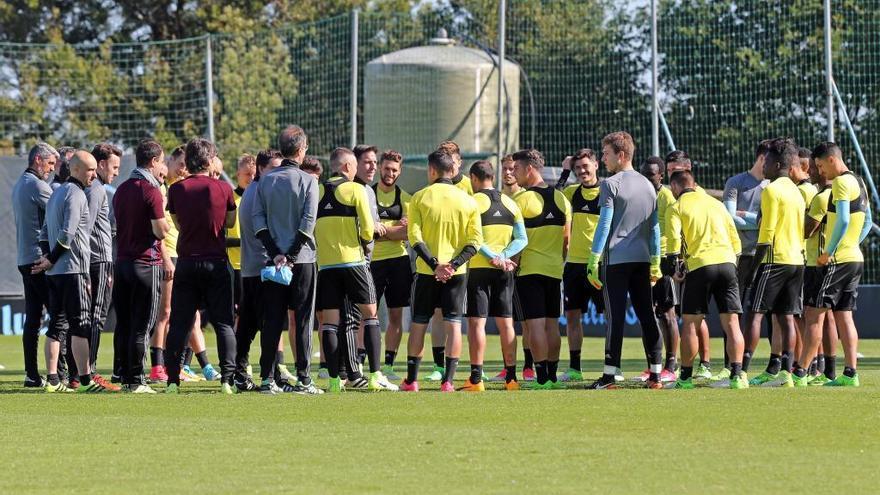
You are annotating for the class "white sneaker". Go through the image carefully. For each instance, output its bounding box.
[375,372,399,391]
[708,379,730,389]
[129,384,157,394]
[276,364,296,383]
[614,368,625,382]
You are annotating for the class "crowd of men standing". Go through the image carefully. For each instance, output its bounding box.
[11,124,872,394]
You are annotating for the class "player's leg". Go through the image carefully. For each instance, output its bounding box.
[463,269,489,390]
[164,261,199,389]
[427,309,446,381]
[695,319,715,380]
[317,269,344,389]
[832,310,859,385]
[383,307,404,378]
[629,263,664,389]
[518,275,550,386]
[188,317,221,381]
[825,262,862,386]
[65,273,99,392]
[18,266,47,386]
[464,316,486,391]
[439,274,466,391]
[258,281,288,387]
[714,263,746,388]
[543,276,562,386]
[43,276,68,390]
[288,263,318,392]
[203,261,237,392]
[511,285,533,381]
[383,256,412,380]
[562,263,585,382]
[149,273,173,382]
[233,277,261,391]
[675,316,700,388]
[402,274,435,390]
[588,263,626,389]
[110,262,132,387]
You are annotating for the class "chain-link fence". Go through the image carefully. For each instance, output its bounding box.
[0,0,877,281]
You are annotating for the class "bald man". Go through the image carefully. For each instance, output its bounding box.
[33,151,108,393]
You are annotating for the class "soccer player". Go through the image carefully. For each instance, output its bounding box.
[723,140,771,380]
[639,156,679,383]
[556,150,604,383]
[315,147,391,393]
[33,151,106,393]
[793,142,871,387]
[666,170,749,389]
[370,150,413,380]
[13,143,59,387]
[791,147,817,362]
[500,154,522,198]
[464,160,527,391]
[586,131,664,390]
[400,150,481,392]
[163,139,238,394]
[228,154,255,310]
[440,140,474,195]
[83,143,122,391]
[742,138,805,387]
[253,125,321,395]
[512,148,571,389]
[234,149,283,391]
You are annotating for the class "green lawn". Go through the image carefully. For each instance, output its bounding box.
[1,333,879,494]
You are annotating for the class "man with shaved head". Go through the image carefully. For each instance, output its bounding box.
[32,151,106,392]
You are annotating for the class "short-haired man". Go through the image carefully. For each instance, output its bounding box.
[50,147,76,191]
[639,156,679,383]
[465,160,527,391]
[370,150,413,380]
[80,143,122,391]
[164,138,238,394]
[557,149,605,383]
[401,150,482,392]
[586,131,664,390]
[742,138,805,387]
[33,151,106,392]
[228,154,256,314]
[13,143,59,387]
[666,170,749,389]
[112,140,171,393]
[438,140,473,196]
[513,148,572,389]
[253,125,321,394]
[300,156,323,179]
[234,149,284,391]
[795,142,872,387]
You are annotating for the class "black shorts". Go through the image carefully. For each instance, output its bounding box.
[238,276,264,334]
[750,264,804,315]
[370,255,413,308]
[803,266,823,308]
[651,275,679,314]
[317,264,376,311]
[682,263,742,315]
[411,273,466,324]
[810,262,862,311]
[466,268,514,318]
[46,273,92,340]
[563,262,605,314]
[511,284,525,322]
[515,274,561,320]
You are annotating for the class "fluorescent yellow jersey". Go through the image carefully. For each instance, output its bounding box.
[667,189,741,271]
[563,182,600,263]
[452,173,474,195]
[472,189,524,269]
[797,180,818,208]
[758,176,805,265]
[160,182,178,258]
[371,184,411,262]
[503,187,525,200]
[408,179,482,276]
[227,186,244,270]
[314,176,374,269]
[824,172,868,263]
[806,186,831,267]
[515,185,572,279]
[656,185,676,255]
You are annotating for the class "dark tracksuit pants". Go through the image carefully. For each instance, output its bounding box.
[113,259,162,385]
[261,263,316,384]
[46,273,91,379]
[18,265,53,380]
[602,262,663,371]
[88,261,113,370]
[164,259,237,385]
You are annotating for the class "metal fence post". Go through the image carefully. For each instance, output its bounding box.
[496,0,506,185]
[651,0,660,156]
[350,9,359,149]
[205,35,215,144]
[824,0,835,142]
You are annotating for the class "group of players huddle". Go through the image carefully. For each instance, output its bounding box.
[11,124,871,394]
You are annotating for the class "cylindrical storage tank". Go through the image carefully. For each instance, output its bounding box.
[365,30,520,191]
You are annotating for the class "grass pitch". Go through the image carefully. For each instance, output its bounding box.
[1,334,879,494]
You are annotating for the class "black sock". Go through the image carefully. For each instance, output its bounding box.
[443,357,459,384]
[665,354,678,373]
[535,361,548,384]
[816,354,826,374]
[680,366,693,380]
[48,373,60,386]
[357,348,367,365]
[406,356,421,383]
[824,355,837,379]
[523,348,534,370]
[432,347,445,368]
[319,361,327,369]
[569,350,581,371]
[183,347,193,367]
[742,350,753,372]
[505,365,517,383]
[276,350,285,366]
[321,324,339,379]
[808,358,818,376]
[729,362,743,378]
[843,366,856,378]
[385,350,397,367]
[196,351,210,369]
[150,347,164,367]
[548,360,559,382]
[363,318,382,373]
[699,360,711,369]
[793,365,807,378]
[470,364,482,384]
[780,351,792,373]
[766,354,782,375]
[80,373,92,386]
